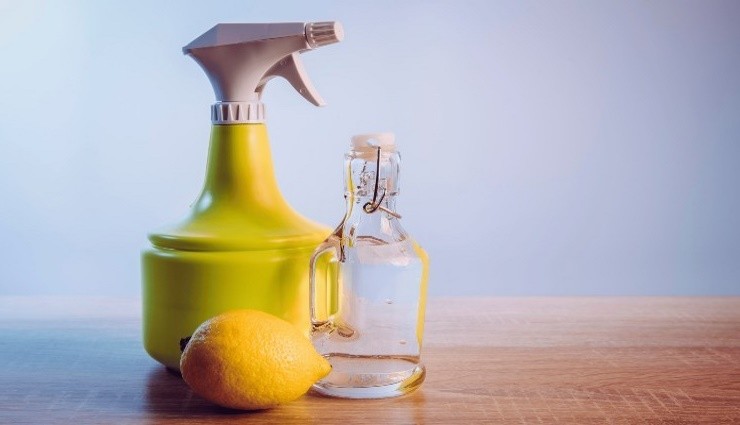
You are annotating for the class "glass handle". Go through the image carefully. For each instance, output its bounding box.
[309,240,339,330]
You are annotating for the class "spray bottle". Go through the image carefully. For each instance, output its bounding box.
[142,22,343,370]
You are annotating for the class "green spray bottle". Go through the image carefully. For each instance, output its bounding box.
[142,22,343,370]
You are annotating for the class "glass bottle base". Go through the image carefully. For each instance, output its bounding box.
[311,354,425,399]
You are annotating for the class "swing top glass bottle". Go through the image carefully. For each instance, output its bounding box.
[310,133,429,399]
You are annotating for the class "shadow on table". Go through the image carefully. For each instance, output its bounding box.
[144,366,427,422]
[144,366,257,418]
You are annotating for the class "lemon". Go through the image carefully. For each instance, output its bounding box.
[180,309,331,410]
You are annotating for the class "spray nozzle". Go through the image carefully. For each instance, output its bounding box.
[183,22,343,124]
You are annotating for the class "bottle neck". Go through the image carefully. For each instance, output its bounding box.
[342,193,404,245]
[343,147,401,215]
[193,123,289,212]
[345,193,398,220]
[341,150,404,239]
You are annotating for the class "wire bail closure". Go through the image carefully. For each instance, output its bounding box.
[362,146,402,219]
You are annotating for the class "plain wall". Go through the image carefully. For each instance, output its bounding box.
[0,0,738,296]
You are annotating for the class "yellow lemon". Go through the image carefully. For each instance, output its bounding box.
[180,309,331,410]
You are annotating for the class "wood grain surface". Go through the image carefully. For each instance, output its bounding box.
[1,297,738,424]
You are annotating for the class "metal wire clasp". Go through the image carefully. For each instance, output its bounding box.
[362,146,402,219]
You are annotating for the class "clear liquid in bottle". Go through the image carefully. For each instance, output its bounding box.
[313,242,425,398]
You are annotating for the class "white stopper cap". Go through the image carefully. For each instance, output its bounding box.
[351,133,396,151]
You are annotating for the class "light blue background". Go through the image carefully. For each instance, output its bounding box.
[0,1,738,296]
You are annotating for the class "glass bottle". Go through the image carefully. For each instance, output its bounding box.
[310,133,429,399]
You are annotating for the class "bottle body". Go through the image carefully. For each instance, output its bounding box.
[310,135,429,398]
[142,124,328,370]
[311,238,429,398]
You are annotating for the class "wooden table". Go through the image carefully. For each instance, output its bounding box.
[1,297,738,424]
